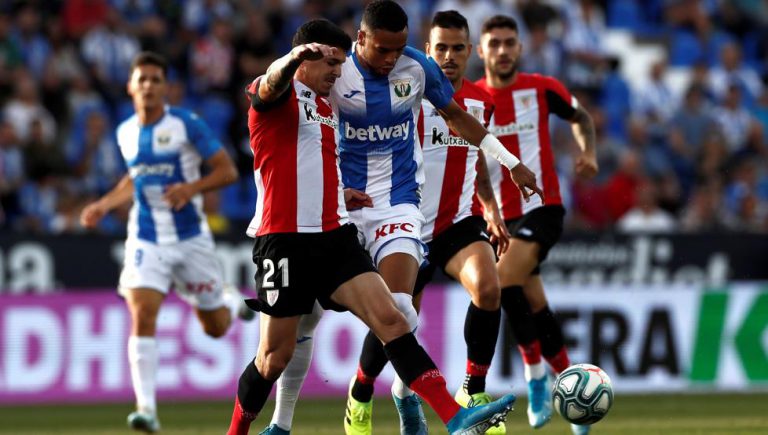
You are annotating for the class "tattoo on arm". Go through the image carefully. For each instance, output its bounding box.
[260,55,303,101]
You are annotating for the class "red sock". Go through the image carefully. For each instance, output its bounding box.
[409,369,461,424]
[466,360,490,377]
[518,340,542,365]
[227,395,257,435]
[356,365,376,385]
[546,346,571,374]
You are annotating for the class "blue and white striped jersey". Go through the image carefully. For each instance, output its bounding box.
[331,45,454,207]
[116,106,221,244]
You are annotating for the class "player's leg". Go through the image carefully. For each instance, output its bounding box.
[265,302,323,433]
[497,237,553,428]
[228,314,301,435]
[331,272,515,435]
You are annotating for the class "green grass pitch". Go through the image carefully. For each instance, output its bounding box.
[1,394,766,434]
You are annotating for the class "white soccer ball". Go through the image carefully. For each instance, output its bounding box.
[552,363,613,425]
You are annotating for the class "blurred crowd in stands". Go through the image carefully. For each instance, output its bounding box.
[0,0,766,235]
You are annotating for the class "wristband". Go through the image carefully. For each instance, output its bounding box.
[479,134,520,169]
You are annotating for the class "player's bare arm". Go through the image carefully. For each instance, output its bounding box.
[438,100,544,201]
[570,105,598,179]
[344,188,373,210]
[163,148,238,211]
[476,151,511,255]
[259,43,338,102]
[80,174,134,228]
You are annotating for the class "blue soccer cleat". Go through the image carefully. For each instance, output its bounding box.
[127,410,160,433]
[446,393,515,435]
[571,423,591,435]
[392,392,428,435]
[259,424,291,434]
[527,375,552,428]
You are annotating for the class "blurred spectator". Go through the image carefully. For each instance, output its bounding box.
[753,89,768,145]
[183,0,234,35]
[189,17,234,97]
[679,180,730,232]
[708,42,763,107]
[65,109,125,196]
[712,83,763,155]
[696,131,729,182]
[668,84,717,153]
[633,59,676,123]
[61,0,109,40]
[0,120,23,227]
[233,10,275,91]
[3,73,57,144]
[561,0,609,93]
[617,179,677,232]
[519,22,562,78]
[0,12,22,102]
[12,6,50,81]
[604,148,643,223]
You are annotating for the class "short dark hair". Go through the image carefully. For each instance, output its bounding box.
[431,10,469,37]
[362,0,407,33]
[292,19,352,52]
[481,15,519,35]
[130,52,168,78]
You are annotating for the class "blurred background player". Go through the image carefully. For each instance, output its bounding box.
[417,10,511,435]
[476,15,599,435]
[79,51,251,433]
[229,19,516,435]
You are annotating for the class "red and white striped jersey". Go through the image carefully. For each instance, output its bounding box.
[245,78,348,236]
[476,73,578,219]
[418,78,494,243]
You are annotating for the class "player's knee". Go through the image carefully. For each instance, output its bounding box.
[391,292,418,331]
[472,277,501,310]
[201,315,230,338]
[258,348,292,380]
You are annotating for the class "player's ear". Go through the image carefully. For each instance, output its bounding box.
[424,41,431,56]
[357,29,366,47]
[476,42,484,60]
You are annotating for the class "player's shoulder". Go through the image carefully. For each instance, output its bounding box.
[518,72,565,89]
[459,79,493,102]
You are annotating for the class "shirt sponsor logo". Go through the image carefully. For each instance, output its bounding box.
[430,127,470,147]
[392,79,412,98]
[344,121,410,142]
[374,222,414,241]
[343,90,361,98]
[129,163,175,178]
[303,103,338,129]
[489,122,537,137]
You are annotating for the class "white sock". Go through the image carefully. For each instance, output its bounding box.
[391,375,414,399]
[128,336,158,414]
[391,293,419,332]
[524,362,546,382]
[271,303,322,430]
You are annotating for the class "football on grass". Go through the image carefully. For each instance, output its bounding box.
[552,363,613,425]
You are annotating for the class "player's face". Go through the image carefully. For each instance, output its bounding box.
[357,27,408,76]
[478,27,522,80]
[304,49,347,96]
[127,64,167,111]
[426,26,471,84]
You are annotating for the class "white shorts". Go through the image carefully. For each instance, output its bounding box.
[118,234,225,310]
[349,203,426,267]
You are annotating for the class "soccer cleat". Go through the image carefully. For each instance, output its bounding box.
[571,423,591,435]
[527,375,552,428]
[344,377,373,435]
[259,424,290,434]
[223,283,256,321]
[454,388,506,434]
[127,410,160,433]
[446,393,515,435]
[392,392,428,435]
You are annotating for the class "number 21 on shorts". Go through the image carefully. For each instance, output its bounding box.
[259,257,289,288]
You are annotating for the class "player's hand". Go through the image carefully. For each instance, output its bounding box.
[292,43,337,62]
[163,183,196,211]
[80,201,108,228]
[344,188,373,210]
[484,208,511,256]
[574,152,598,179]
[509,163,544,202]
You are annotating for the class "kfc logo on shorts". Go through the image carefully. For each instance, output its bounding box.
[185,280,215,294]
[266,290,279,306]
[375,222,414,241]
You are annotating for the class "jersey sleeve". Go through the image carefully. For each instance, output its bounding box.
[542,76,579,120]
[184,111,222,159]
[404,47,454,110]
[245,77,293,112]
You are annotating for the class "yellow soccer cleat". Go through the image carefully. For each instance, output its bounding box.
[455,388,508,434]
[344,377,373,435]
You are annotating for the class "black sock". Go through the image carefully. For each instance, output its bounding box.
[533,305,565,358]
[500,285,538,346]
[383,333,437,386]
[463,302,501,394]
[236,360,275,414]
[351,330,389,402]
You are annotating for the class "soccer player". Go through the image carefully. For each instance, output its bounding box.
[415,10,510,435]
[228,18,515,435]
[333,2,540,434]
[79,52,252,433]
[476,15,599,435]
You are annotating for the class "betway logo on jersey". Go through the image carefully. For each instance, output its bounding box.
[490,122,537,137]
[431,127,470,147]
[303,103,337,129]
[344,121,410,142]
[129,163,175,178]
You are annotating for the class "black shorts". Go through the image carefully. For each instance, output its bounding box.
[246,223,377,317]
[505,205,565,273]
[414,216,491,295]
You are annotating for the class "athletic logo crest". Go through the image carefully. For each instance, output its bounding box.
[521,95,533,109]
[468,106,484,123]
[392,79,412,98]
[266,289,279,306]
[156,132,172,147]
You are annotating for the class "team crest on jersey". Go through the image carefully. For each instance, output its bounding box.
[520,95,533,109]
[266,289,279,306]
[392,79,412,98]
[467,106,485,123]
[156,132,172,147]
